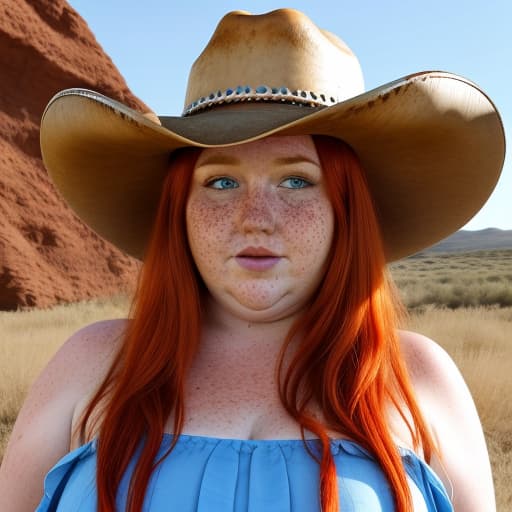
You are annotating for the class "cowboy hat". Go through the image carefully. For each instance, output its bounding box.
[40,8,505,261]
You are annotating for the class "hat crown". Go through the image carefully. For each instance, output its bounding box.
[184,9,364,111]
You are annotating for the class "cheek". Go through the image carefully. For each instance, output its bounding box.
[283,200,334,258]
[186,196,234,265]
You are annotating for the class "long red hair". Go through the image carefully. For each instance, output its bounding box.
[76,135,437,511]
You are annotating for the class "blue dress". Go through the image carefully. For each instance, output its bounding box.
[36,433,453,511]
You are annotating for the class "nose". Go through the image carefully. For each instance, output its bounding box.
[238,186,276,234]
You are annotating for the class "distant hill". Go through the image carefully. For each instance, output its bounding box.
[423,228,512,253]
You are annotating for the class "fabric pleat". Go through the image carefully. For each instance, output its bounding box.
[36,441,97,512]
[401,450,453,512]
[247,441,292,512]
[194,438,240,512]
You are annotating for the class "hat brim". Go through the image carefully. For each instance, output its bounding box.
[40,71,505,261]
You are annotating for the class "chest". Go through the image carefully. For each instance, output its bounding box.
[72,344,424,452]
[163,359,419,451]
[164,356,302,439]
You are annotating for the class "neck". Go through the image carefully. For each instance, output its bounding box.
[197,295,304,363]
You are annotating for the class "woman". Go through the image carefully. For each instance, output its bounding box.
[0,8,504,512]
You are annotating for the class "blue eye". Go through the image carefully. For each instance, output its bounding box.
[207,177,239,189]
[280,177,311,189]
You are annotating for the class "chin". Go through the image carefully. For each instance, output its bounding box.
[237,307,288,323]
[204,286,311,325]
[228,296,308,324]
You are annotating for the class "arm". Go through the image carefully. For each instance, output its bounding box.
[399,330,496,512]
[0,319,124,512]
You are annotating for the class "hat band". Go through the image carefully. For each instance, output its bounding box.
[183,85,338,116]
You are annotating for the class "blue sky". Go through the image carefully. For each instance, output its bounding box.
[67,0,510,230]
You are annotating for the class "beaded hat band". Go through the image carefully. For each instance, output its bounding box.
[183,85,337,116]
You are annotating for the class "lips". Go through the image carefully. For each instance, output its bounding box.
[236,246,278,258]
[235,246,281,271]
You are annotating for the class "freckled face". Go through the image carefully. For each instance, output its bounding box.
[185,135,334,323]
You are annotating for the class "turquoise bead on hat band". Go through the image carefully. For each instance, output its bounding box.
[183,85,337,116]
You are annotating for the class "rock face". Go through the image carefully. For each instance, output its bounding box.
[0,0,149,311]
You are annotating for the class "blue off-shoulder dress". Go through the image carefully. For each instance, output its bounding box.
[36,433,453,511]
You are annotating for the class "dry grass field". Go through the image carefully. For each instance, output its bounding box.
[1,249,511,509]
[391,250,512,510]
[389,248,512,309]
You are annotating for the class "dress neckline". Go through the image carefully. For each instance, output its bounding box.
[163,431,348,444]
[160,432,416,456]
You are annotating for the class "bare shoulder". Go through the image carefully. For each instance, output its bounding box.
[0,318,128,512]
[398,329,496,511]
[58,318,128,381]
[34,318,128,406]
[397,329,460,389]
[65,317,128,355]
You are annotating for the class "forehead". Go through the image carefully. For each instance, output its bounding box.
[195,135,319,166]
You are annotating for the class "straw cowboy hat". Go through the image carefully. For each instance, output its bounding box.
[40,9,505,261]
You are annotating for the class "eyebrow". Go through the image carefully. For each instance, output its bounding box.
[273,156,321,167]
[196,154,321,168]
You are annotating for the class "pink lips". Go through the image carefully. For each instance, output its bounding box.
[235,246,281,271]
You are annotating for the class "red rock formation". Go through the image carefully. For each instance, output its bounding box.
[0,0,148,310]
